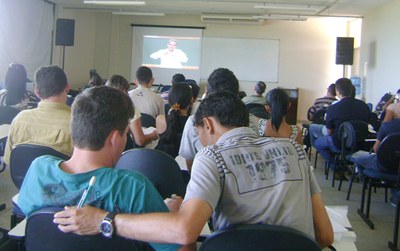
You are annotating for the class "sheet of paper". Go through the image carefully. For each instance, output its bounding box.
[142,127,159,149]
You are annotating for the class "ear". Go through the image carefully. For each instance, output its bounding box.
[109,130,120,146]
[33,84,40,98]
[264,105,271,113]
[65,83,71,94]
[203,117,215,134]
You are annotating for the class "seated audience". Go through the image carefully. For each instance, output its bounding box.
[161,73,186,103]
[351,118,400,204]
[313,78,370,177]
[54,92,333,248]
[129,66,164,119]
[156,83,192,158]
[307,83,337,121]
[4,65,73,165]
[179,68,259,172]
[383,89,400,122]
[18,86,179,251]
[186,79,200,115]
[259,88,302,144]
[106,75,158,147]
[172,73,185,84]
[86,73,103,89]
[241,81,267,105]
[0,63,39,110]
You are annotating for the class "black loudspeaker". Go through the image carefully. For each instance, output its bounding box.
[55,19,75,46]
[336,37,354,65]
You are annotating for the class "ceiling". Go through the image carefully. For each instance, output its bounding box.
[48,0,394,19]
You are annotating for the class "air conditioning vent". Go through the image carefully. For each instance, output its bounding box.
[201,15,264,25]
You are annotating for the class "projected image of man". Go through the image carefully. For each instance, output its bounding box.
[150,39,188,68]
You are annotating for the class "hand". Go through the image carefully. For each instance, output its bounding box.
[53,206,107,235]
[152,130,160,141]
[164,195,183,212]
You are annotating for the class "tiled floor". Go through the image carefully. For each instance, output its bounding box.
[0,151,397,250]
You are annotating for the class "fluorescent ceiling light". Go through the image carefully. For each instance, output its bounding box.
[254,3,324,12]
[84,1,146,6]
[254,15,307,21]
[112,11,165,16]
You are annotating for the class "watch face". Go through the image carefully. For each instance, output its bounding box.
[100,221,113,238]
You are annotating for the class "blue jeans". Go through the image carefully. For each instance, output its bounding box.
[309,124,328,147]
[352,150,398,197]
[351,151,381,171]
[314,135,340,169]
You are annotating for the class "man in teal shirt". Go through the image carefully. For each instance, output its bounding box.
[18,86,180,251]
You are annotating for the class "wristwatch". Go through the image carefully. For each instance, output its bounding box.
[99,212,118,238]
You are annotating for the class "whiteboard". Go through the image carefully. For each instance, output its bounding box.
[201,37,280,82]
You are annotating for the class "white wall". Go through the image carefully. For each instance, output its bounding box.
[55,9,351,122]
[360,0,400,107]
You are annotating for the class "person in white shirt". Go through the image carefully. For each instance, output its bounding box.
[128,66,165,119]
[150,39,188,69]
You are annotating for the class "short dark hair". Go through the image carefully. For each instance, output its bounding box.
[88,74,103,87]
[335,78,353,97]
[34,65,68,99]
[136,66,153,84]
[327,83,336,96]
[194,92,249,128]
[255,81,266,95]
[106,75,130,92]
[266,88,289,131]
[185,79,200,99]
[172,73,185,84]
[207,68,239,95]
[71,86,134,150]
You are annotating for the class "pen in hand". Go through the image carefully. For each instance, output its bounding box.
[77,176,96,208]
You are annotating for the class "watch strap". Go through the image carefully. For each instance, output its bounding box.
[104,211,118,222]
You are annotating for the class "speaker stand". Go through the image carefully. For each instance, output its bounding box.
[61,45,66,70]
[342,65,345,78]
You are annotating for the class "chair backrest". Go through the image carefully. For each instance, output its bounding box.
[338,121,369,156]
[115,149,185,199]
[312,107,328,124]
[199,224,321,251]
[25,207,147,251]
[140,113,156,128]
[10,144,69,189]
[377,132,400,172]
[245,103,269,119]
[0,106,20,125]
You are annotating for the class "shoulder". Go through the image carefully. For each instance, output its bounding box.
[111,168,152,185]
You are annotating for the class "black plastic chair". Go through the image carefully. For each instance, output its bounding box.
[25,207,149,251]
[140,113,156,128]
[312,108,328,125]
[10,144,69,190]
[245,103,269,119]
[356,133,400,232]
[9,144,70,228]
[0,106,20,172]
[325,121,369,190]
[199,224,321,251]
[115,149,185,199]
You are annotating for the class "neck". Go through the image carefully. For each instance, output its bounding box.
[139,83,152,88]
[42,93,67,104]
[60,148,113,174]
